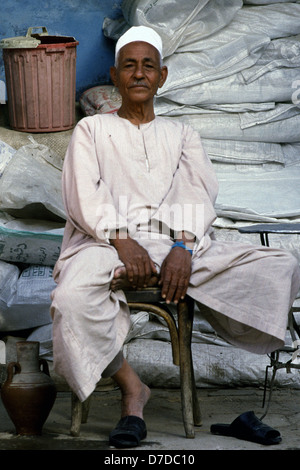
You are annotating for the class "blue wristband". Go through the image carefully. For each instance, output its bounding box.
[171,240,193,255]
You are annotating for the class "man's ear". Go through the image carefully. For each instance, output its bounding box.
[158,66,168,89]
[110,66,118,86]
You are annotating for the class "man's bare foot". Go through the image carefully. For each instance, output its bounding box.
[110,267,159,291]
[121,381,151,419]
[113,359,151,419]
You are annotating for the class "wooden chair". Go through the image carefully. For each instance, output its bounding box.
[70,287,201,438]
[238,223,300,418]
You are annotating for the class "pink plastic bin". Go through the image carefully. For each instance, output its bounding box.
[2,27,79,133]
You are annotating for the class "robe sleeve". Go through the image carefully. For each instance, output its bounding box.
[151,123,218,247]
[62,117,127,242]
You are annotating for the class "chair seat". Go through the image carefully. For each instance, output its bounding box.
[124,286,165,303]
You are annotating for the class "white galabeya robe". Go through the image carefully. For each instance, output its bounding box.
[51,114,300,401]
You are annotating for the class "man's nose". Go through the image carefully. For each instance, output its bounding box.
[134,64,144,78]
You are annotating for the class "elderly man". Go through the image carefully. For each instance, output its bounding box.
[51,26,300,447]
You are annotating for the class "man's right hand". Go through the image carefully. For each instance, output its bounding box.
[110,231,157,288]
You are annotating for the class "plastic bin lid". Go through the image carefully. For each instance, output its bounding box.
[0,35,40,49]
[0,27,48,49]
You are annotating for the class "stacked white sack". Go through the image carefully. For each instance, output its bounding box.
[103,1,300,236]
[0,140,64,335]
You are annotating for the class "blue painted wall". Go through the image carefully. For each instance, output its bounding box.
[0,0,123,99]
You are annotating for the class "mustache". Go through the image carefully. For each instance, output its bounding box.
[130,80,148,87]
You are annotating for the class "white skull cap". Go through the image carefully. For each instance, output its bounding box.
[115,26,163,64]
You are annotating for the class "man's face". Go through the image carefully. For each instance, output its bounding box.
[110,41,167,106]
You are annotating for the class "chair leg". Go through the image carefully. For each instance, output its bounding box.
[71,392,92,436]
[71,392,82,436]
[260,365,278,421]
[82,396,92,423]
[260,351,280,421]
[178,296,201,438]
[191,359,202,426]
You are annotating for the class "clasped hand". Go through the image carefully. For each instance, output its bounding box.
[111,235,192,304]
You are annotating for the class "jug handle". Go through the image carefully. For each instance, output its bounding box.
[39,358,50,376]
[5,362,21,384]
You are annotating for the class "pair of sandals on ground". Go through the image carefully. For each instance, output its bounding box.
[109,410,281,448]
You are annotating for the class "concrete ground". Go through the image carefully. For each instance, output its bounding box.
[0,386,299,452]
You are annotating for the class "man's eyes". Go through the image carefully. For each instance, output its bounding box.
[123,63,155,69]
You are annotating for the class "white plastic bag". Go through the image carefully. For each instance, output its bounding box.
[215,165,300,221]
[176,4,300,53]
[121,0,243,57]
[27,323,53,360]
[0,140,15,177]
[202,139,285,166]
[169,108,300,142]
[0,137,65,221]
[0,212,63,266]
[0,263,55,331]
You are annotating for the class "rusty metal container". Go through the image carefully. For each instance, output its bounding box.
[0,27,79,132]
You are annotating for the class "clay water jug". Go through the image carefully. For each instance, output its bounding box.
[1,341,57,435]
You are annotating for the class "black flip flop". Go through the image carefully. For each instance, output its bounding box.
[211,411,282,445]
[109,415,147,448]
